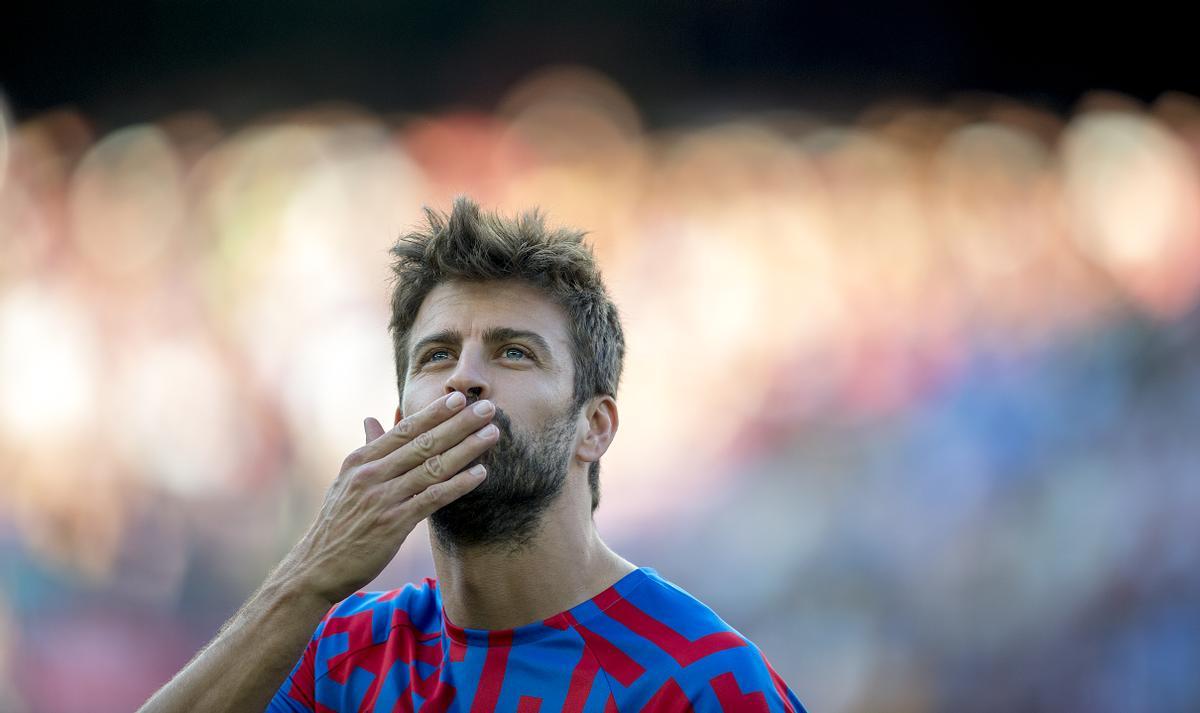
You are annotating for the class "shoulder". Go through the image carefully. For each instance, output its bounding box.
[665,639,808,713]
[613,568,751,649]
[327,577,442,628]
[309,578,443,676]
[331,573,444,619]
[620,569,808,712]
[269,579,443,711]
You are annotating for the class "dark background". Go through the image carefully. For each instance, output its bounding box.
[2,1,1191,131]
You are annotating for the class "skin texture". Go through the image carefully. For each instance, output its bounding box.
[395,278,636,631]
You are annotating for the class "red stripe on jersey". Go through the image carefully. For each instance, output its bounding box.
[391,693,416,713]
[415,669,456,713]
[517,696,543,712]
[289,605,344,710]
[639,678,694,713]
[322,610,378,684]
[562,643,601,713]
[543,612,571,631]
[710,671,770,712]
[468,630,514,713]
[286,640,318,709]
[603,597,747,666]
[563,610,646,687]
[449,637,468,663]
[392,610,445,671]
[604,694,619,713]
[324,608,447,713]
[376,588,405,603]
[358,652,393,712]
[405,627,460,709]
[344,636,401,713]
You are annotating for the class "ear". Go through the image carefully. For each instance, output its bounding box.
[576,395,618,464]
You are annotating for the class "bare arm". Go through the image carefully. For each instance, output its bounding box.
[136,390,497,713]
[135,564,332,713]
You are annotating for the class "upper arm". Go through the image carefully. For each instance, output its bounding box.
[264,603,340,713]
[264,636,318,713]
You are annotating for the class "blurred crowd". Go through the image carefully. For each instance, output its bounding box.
[2,66,1199,712]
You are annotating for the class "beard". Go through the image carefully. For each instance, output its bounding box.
[428,400,578,554]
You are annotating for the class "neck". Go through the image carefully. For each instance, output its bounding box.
[431,476,637,631]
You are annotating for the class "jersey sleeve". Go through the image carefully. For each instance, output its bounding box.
[668,643,808,713]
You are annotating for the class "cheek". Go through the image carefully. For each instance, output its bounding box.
[401,385,438,418]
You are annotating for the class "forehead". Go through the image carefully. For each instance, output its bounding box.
[409,279,572,350]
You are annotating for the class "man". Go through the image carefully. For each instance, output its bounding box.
[137,197,806,712]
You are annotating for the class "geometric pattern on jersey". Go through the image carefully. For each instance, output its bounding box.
[266,566,807,712]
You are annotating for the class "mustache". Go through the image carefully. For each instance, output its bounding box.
[475,402,513,437]
[465,405,524,475]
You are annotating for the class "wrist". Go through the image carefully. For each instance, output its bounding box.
[262,559,339,612]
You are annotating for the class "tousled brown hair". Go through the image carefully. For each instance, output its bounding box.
[387,196,625,513]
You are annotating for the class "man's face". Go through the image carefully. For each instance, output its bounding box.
[399,279,580,551]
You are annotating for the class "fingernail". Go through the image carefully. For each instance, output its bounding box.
[477,424,498,439]
[447,392,466,409]
[473,400,494,416]
[469,464,486,476]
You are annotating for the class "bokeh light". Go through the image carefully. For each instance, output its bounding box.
[2,72,1200,713]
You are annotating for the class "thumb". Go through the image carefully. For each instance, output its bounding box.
[363,417,386,444]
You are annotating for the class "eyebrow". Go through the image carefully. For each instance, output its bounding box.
[409,327,556,365]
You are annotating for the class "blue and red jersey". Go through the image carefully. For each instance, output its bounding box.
[267,566,806,712]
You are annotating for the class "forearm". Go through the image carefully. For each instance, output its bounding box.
[137,568,333,713]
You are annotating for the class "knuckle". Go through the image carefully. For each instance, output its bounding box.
[424,453,445,478]
[410,487,435,510]
[395,417,415,437]
[342,449,365,470]
[352,463,380,485]
[417,482,447,508]
[413,430,436,456]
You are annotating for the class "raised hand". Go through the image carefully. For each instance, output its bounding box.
[278,391,498,605]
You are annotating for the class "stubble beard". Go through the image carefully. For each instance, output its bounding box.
[428,401,579,555]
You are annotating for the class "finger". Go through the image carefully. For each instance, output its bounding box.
[377,419,498,500]
[364,417,386,444]
[361,398,496,487]
[355,391,468,465]
[394,464,488,526]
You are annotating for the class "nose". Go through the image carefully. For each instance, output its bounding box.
[444,348,489,404]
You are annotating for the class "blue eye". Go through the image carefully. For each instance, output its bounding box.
[418,346,532,366]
